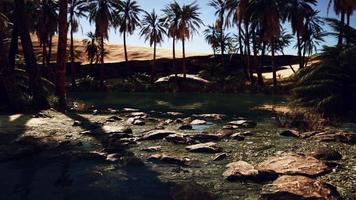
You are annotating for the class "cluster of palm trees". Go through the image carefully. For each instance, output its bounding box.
[0,0,355,111]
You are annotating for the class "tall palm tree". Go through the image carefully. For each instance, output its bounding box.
[328,0,349,45]
[69,0,87,88]
[87,0,115,85]
[285,0,317,69]
[177,2,203,79]
[14,0,49,109]
[56,0,68,110]
[115,0,142,65]
[139,10,166,81]
[250,0,282,87]
[161,1,181,77]
[203,24,219,56]
[82,32,99,68]
[209,0,227,60]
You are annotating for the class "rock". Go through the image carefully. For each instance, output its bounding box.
[72,120,82,126]
[127,112,147,118]
[257,155,330,177]
[213,153,227,161]
[230,133,245,141]
[193,113,226,121]
[338,132,356,144]
[179,124,193,130]
[106,153,121,162]
[216,129,234,138]
[186,142,222,153]
[167,112,184,117]
[223,161,259,180]
[33,112,52,118]
[96,125,133,135]
[190,119,207,125]
[222,125,239,130]
[174,118,184,124]
[240,131,255,136]
[148,154,191,165]
[128,118,145,126]
[166,133,192,144]
[123,108,139,112]
[92,109,98,115]
[311,147,342,161]
[190,133,220,143]
[260,175,340,200]
[106,116,122,122]
[141,146,162,152]
[141,130,178,140]
[228,120,257,128]
[280,129,300,137]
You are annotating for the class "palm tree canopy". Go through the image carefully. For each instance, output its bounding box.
[161,1,181,39]
[177,1,204,41]
[285,0,317,35]
[203,24,219,49]
[115,0,142,35]
[69,0,88,33]
[139,10,166,47]
[87,0,116,38]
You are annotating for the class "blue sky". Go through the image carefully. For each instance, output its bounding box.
[74,0,356,55]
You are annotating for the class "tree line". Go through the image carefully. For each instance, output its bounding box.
[0,0,355,112]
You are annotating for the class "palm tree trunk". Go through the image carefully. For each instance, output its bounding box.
[258,42,265,87]
[271,41,277,88]
[182,37,187,79]
[0,30,23,111]
[70,17,77,88]
[297,31,303,69]
[152,41,156,82]
[100,35,105,85]
[56,0,68,111]
[338,12,345,45]
[346,12,351,46]
[42,36,47,68]
[245,21,252,82]
[173,36,177,77]
[8,21,18,70]
[123,32,128,66]
[220,15,224,64]
[47,35,53,65]
[238,21,248,78]
[15,0,49,110]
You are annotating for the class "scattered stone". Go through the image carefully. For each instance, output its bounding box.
[148,154,191,165]
[174,118,184,124]
[179,124,193,130]
[141,130,178,140]
[166,133,192,144]
[311,147,342,161]
[216,129,234,138]
[193,114,226,121]
[190,119,207,125]
[230,133,245,141]
[132,119,145,126]
[280,129,300,137]
[223,161,259,180]
[123,108,139,112]
[127,112,147,118]
[92,109,98,115]
[72,120,82,126]
[141,146,162,152]
[106,116,122,122]
[106,153,121,162]
[96,125,133,135]
[213,153,227,161]
[228,120,257,128]
[186,142,222,153]
[338,132,356,144]
[260,175,340,200]
[222,125,239,130]
[257,154,330,177]
[240,131,255,136]
[33,112,52,118]
[167,112,184,117]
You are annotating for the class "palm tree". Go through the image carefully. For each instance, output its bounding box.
[328,0,350,45]
[139,10,166,81]
[203,24,219,56]
[285,0,317,69]
[87,0,115,85]
[161,1,181,77]
[14,0,49,109]
[177,2,203,79]
[209,0,227,60]
[69,0,87,88]
[82,32,99,67]
[250,0,282,88]
[115,0,142,65]
[56,0,68,110]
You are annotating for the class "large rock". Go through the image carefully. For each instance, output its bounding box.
[311,147,342,161]
[193,113,226,121]
[190,133,220,143]
[280,129,300,138]
[223,161,259,181]
[148,154,191,165]
[95,125,132,135]
[165,133,192,144]
[257,155,330,177]
[186,142,222,153]
[179,124,193,130]
[260,175,340,200]
[190,119,207,125]
[141,130,178,140]
[228,120,257,128]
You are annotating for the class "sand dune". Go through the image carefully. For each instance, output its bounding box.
[31,35,209,64]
